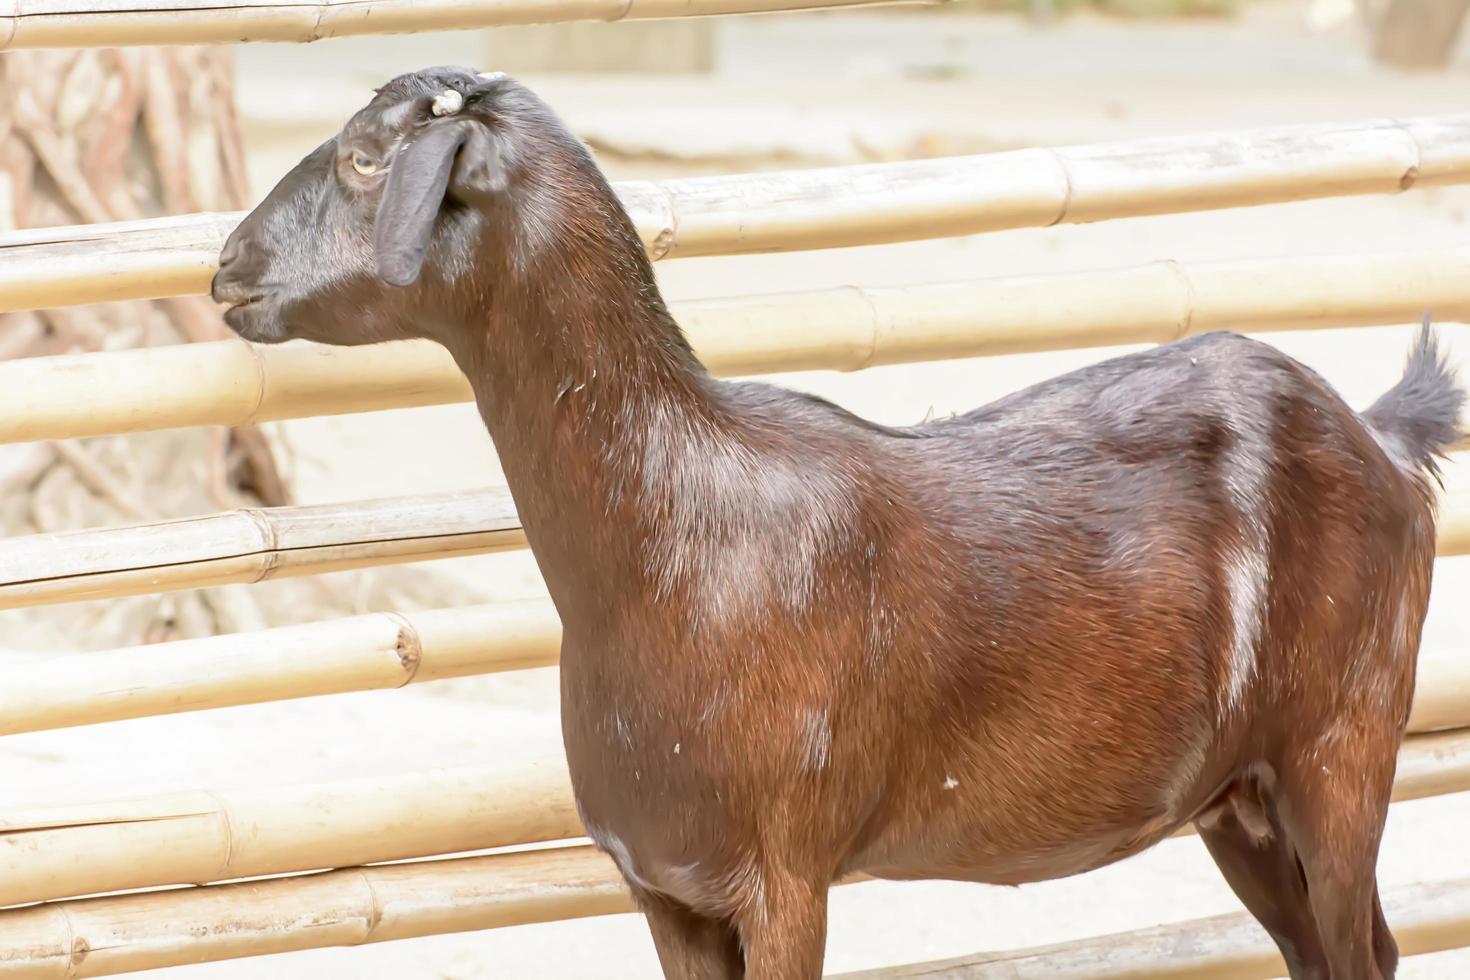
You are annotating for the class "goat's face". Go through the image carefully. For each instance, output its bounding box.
[212,67,533,347]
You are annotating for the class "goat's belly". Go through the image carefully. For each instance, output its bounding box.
[853,805,1187,887]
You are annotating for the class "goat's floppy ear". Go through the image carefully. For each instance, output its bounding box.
[374,118,506,287]
[374,123,467,287]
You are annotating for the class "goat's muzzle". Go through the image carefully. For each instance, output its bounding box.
[212,235,284,343]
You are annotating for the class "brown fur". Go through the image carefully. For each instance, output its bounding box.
[211,68,1464,979]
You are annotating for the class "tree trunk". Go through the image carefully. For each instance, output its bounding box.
[0,47,290,645]
[1368,0,1470,67]
[0,46,286,508]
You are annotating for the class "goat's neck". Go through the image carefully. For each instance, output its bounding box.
[445,254,719,621]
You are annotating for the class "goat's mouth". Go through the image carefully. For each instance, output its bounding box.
[225,295,264,316]
[221,295,288,344]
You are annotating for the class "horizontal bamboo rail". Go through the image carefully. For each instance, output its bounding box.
[4,487,1468,610]
[0,601,562,735]
[7,241,1470,445]
[1,597,1465,738]
[5,727,1467,911]
[4,835,1470,977]
[0,758,580,909]
[0,488,524,609]
[2,114,1468,314]
[0,0,907,50]
[836,875,1470,979]
[0,845,628,979]
[1410,645,1470,734]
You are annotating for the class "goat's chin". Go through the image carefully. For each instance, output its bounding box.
[223,303,290,345]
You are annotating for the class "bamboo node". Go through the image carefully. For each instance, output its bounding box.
[649,225,676,260]
[358,866,387,939]
[646,182,679,260]
[204,790,240,882]
[57,902,86,970]
[847,284,882,372]
[1161,259,1198,341]
[309,4,329,43]
[1044,147,1074,227]
[1394,118,1427,192]
[239,506,281,583]
[386,612,423,682]
[245,340,271,427]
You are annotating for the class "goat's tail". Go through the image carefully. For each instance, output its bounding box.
[1363,313,1465,485]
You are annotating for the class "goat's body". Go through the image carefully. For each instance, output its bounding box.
[218,70,1462,978]
[562,331,1435,919]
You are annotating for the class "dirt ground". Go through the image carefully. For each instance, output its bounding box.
[5,2,1470,976]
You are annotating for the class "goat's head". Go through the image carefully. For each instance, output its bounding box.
[212,66,612,347]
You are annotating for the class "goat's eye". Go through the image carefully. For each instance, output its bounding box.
[352,153,379,176]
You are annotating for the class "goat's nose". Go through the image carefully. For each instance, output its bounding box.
[218,234,243,271]
[211,235,253,305]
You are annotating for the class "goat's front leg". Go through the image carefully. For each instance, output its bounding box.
[637,889,744,980]
[737,875,829,980]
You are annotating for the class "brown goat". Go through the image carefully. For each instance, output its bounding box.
[211,67,1464,979]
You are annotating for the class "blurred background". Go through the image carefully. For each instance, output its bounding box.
[2,0,1470,976]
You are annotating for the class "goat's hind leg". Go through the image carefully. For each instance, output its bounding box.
[1196,781,1328,979]
[636,889,744,980]
[1370,884,1398,980]
[1277,728,1400,980]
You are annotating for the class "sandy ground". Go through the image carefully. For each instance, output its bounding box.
[5,3,1470,977]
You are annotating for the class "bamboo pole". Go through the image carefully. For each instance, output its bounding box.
[3,483,1467,611]
[0,845,630,979]
[0,600,562,735]
[2,113,1468,314]
[0,0,913,50]
[1,593,1466,738]
[0,488,525,610]
[1409,644,1470,733]
[0,211,240,316]
[3,838,1470,977]
[7,241,1470,445]
[1392,728,1470,805]
[0,757,581,909]
[834,875,1470,979]
[1,727,1466,911]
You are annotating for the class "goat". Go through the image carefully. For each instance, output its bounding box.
[211,67,1463,979]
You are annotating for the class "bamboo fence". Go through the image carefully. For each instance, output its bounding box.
[2,727,1466,912]
[5,487,1468,611]
[0,758,580,908]
[0,845,629,979]
[0,10,1463,980]
[2,807,1470,977]
[2,598,1466,738]
[836,875,1470,979]
[0,488,525,609]
[2,114,1469,315]
[0,601,562,734]
[6,243,1470,445]
[0,0,909,50]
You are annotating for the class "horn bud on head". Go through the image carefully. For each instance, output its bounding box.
[431,89,463,117]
